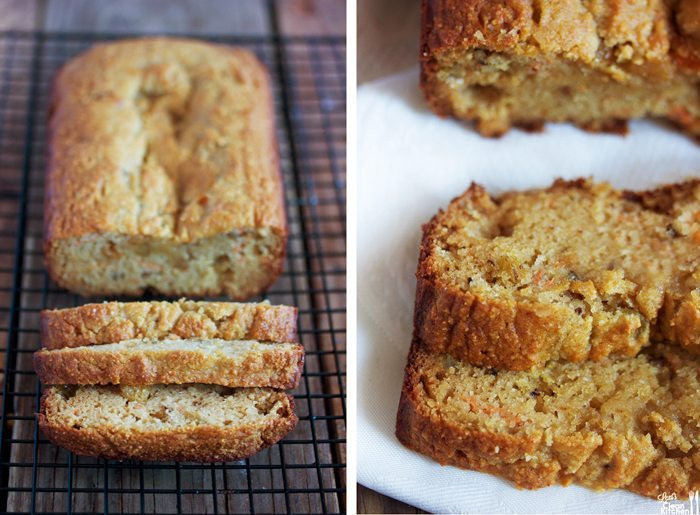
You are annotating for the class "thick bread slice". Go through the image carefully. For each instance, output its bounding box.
[416,179,700,370]
[39,385,297,462]
[41,300,297,350]
[396,341,699,499]
[34,339,304,388]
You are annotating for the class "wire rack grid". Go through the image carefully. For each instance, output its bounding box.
[0,11,346,515]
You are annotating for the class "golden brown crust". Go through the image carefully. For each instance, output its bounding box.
[420,0,700,137]
[414,274,575,371]
[422,0,676,61]
[44,37,287,297]
[395,342,699,499]
[39,390,298,462]
[421,0,531,57]
[46,37,285,243]
[416,179,700,370]
[396,343,560,489]
[33,340,304,389]
[41,300,298,350]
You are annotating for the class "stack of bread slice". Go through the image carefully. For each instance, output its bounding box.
[35,300,303,462]
[397,179,699,499]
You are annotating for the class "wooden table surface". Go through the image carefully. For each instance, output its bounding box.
[358,0,420,84]
[0,1,346,514]
[0,0,345,35]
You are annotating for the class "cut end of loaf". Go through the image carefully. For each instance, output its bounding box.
[39,385,298,462]
[420,0,700,137]
[422,50,700,138]
[45,228,285,298]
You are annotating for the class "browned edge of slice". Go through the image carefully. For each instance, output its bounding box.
[40,301,298,350]
[33,341,304,389]
[395,340,561,489]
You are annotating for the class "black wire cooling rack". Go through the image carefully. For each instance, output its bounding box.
[0,9,346,515]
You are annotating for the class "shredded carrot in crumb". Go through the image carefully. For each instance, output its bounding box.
[693,230,700,243]
[531,269,557,290]
[532,270,542,285]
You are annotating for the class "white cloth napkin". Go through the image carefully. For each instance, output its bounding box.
[357,67,700,514]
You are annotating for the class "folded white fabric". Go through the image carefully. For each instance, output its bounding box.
[357,67,700,515]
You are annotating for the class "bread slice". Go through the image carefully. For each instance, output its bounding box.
[41,300,297,350]
[39,384,297,462]
[396,341,699,499]
[34,339,304,388]
[416,179,700,370]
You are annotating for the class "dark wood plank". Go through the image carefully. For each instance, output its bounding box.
[277,0,345,36]
[358,485,428,514]
[0,0,40,30]
[43,0,270,35]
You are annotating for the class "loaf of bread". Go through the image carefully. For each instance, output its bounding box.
[421,0,700,137]
[396,341,699,499]
[416,179,700,370]
[39,385,297,462]
[34,339,304,388]
[41,300,297,350]
[45,38,286,298]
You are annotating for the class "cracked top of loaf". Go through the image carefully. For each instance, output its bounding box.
[422,0,700,75]
[46,37,285,244]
